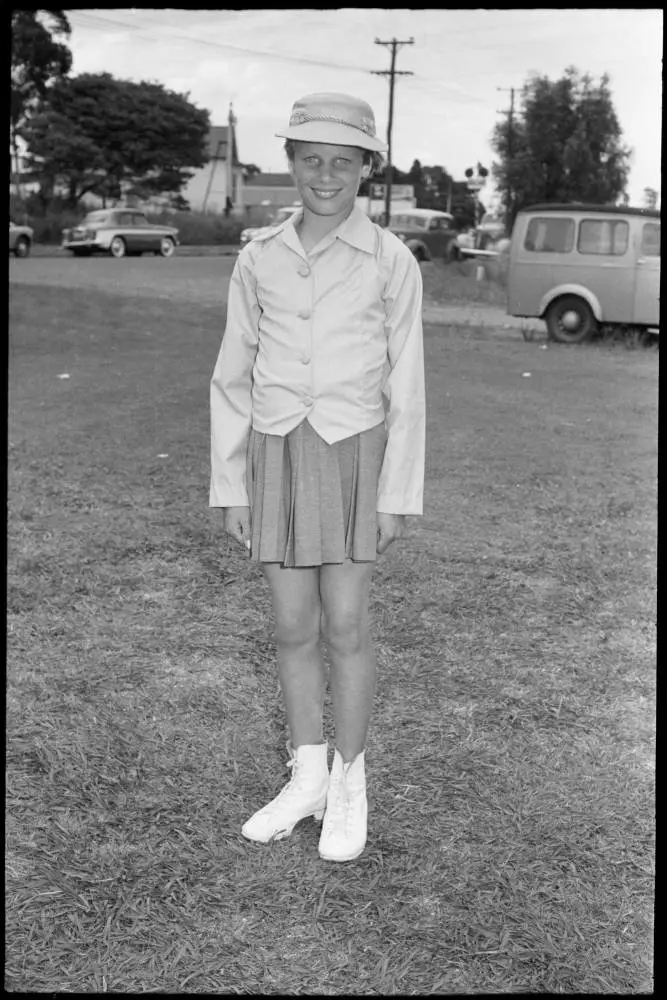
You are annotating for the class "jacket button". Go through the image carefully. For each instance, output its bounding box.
[297,309,311,320]
[298,266,310,277]
[302,396,313,406]
[300,355,310,365]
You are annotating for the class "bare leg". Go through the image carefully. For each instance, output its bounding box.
[319,560,376,762]
[262,563,326,747]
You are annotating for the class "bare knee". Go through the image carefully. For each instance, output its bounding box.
[322,612,369,657]
[274,606,321,651]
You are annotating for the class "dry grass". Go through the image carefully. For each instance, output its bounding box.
[6,274,656,994]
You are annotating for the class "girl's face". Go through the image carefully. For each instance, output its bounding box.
[289,142,370,221]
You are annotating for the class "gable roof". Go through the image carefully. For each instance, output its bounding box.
[206,125,240,165]
[245,172,296,188]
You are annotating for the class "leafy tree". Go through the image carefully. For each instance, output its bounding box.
[11,10,72,180]
[243,163,262,178]
[22,72,211,208]
[491,66,631,226]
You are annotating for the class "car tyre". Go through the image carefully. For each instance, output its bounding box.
[14,237,31,258]
[546,295,597,344]
[158,237,176,258]
[411,245,426,262]
[109,236,127,259]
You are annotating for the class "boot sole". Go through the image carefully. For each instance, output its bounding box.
[241,807,325,844]
[318,842,366,862]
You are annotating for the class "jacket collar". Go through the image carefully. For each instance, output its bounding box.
[258,205,377,256]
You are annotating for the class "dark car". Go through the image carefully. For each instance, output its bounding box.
[10,221,34,257]
[388,209,460,262]
[62,209,179,258]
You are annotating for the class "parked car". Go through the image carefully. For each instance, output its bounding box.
[239,204,302,249]
[10,220,33,258]
[387,209,460,262]
[507,203,660,342]
[61,209,179,258]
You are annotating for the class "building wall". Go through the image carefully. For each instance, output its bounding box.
[181,162,245,214]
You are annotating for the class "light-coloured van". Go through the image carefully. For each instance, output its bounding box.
[507,204,660,342]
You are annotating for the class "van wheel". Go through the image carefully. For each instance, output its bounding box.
[546,295,597,344]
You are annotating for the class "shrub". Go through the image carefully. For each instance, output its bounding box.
[145,210,244,246]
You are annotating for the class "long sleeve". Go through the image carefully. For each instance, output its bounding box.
[209,250,261,507]
[377,245,425,515]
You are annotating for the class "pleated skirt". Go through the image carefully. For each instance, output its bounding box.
[246,419,387,567]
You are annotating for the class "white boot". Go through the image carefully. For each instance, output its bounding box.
[318,749,367,862]
[241,742,329,844]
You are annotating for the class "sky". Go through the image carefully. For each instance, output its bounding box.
[65,8,662,208]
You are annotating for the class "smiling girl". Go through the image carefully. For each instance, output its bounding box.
[210,93,425,862]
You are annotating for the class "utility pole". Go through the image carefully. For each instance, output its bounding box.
[372,37,414,226]
[496,87,516,234]
[226,102,236,216]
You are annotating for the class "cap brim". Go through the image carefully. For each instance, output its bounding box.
[275,120,387,153]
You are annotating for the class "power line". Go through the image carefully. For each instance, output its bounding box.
[372,37,414,227]
[69,11,470,107]
[68,10,372,75]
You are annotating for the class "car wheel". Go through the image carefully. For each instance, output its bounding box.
[411,246,426,262]
[158,237,176,258]
[109,236,127,259]
[545,295,598,344]
[14,237,31,258]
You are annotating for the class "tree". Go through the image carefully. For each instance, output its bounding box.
[11,11,72,184]
[243,163,262,179]
[643,187,659,210]
[491,66,631,226]
[21,73,211,207]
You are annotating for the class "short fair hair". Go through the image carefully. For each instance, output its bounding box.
[283,139,384,175]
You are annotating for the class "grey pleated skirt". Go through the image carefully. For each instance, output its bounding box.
[246,419,387,567]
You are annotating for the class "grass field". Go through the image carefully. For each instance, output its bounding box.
[6,266,656,994]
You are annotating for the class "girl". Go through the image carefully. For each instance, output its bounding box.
[210,92,425,862]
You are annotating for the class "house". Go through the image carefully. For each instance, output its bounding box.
[181,123,245,214]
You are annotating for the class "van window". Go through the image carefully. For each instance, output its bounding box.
[578,219,628,256]
[641,222,661,257]
[524,217,575,253]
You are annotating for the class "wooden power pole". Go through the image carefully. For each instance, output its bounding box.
[372,37,414,226]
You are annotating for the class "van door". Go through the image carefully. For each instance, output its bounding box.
[633,221,660,326]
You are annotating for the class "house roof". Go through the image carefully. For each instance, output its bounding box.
[245,172,296,189]
[207,125,240,165]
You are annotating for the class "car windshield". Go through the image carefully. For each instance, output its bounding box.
[83,212,108,225]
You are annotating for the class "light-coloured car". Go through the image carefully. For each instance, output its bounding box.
[61,209,180,258]
[388,209,459,262]
[10,221,34,257]
[239,204,302,249]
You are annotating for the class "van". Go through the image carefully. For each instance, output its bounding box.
[507,204,660,342]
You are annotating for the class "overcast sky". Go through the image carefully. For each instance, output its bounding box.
[66,8,662,207]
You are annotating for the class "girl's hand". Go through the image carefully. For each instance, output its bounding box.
[223,506,252,553]
[376,513,406,555]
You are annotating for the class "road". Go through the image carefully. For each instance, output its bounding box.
[9,254,546,335]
